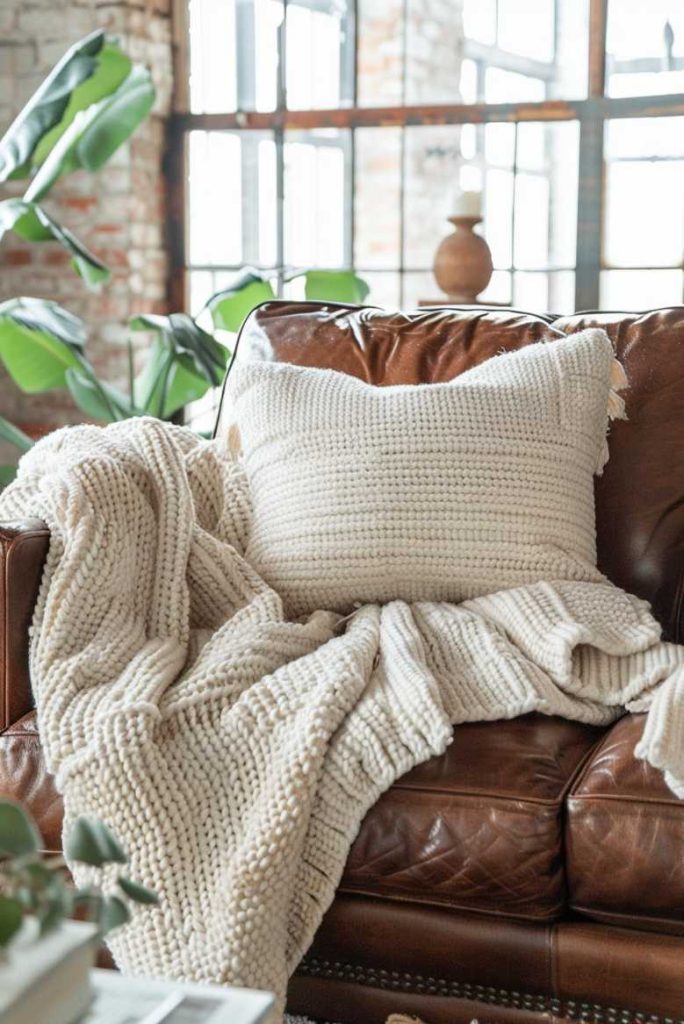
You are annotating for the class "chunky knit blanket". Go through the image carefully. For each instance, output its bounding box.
[1,417,683,1017]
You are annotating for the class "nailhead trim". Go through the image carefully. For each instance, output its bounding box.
[296,956,683,1024]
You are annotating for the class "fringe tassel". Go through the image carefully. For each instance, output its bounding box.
[610,355,629,391]
[607,388,627,421]
[227,422,242,458]
[597,356,629,476]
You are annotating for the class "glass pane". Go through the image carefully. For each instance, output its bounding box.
[484,168,514,269]
[497,0,554,62]
[187,132,243,266]
[548,271,575,313]
[605,161,684,267]
[485,123,515,168]
[402,271,438,307]
[403,126,462,268]
[514,174,550,269]
[354,128,402,270]
[606,0,684,97]
[604,118,684,268]
[254,0,284,110]
[286,0,353,110]
[357,0,404,106]
[188,270,215,316]
[403,0,464,104]
[190,0,283,112]
[459,58,478,103]
[600,269,684,309]
[479,269,512,305]
[189,0,237,113]
[485,68,546,103]
[362,271,401,309]
[550,0,590,98]
[257,137,278,267]
[284,129,350,268]
[517,121,579,269]
[606,116,684,160]
[463,0,496,45]
[513,271,549,311]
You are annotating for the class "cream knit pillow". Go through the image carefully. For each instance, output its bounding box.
[228,328,627,617]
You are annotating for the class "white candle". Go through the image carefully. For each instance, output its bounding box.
[451,189,482,218]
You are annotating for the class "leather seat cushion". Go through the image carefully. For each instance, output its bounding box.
[567,712,684,935]
[0,711,62,851]
[340,714,603,921]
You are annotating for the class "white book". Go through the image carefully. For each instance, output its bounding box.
[0,920,97,1024]
[84,969,274,1024]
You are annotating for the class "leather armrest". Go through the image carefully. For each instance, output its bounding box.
[0,519,49,731]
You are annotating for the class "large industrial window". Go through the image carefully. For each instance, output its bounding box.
[168,0,684,318]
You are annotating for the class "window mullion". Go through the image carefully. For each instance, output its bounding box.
[575,111,603,310]
[588,0,608,98]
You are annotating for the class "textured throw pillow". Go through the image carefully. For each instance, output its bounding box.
[228,328,627,617]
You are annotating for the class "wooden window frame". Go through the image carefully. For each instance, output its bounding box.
[167,0,684,314]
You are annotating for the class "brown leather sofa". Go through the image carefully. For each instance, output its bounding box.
[2,303,683,1024]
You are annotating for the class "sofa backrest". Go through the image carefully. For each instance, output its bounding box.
[215,302,684,641]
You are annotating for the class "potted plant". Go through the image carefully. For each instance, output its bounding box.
[0,31,370,486]
[0,799,157,1024]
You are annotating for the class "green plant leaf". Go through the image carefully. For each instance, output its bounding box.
[303,270,370,303]
[207,270,276,332]
[0,801,42,857]
[131,314,228,417]
[65,817,127,868]
[37,880,73,937]
[0,30,105,182]
[0,199,109,286]
[117,876,159,906]
[33,42,131,167]
[0,414,33,453]
[0,297,85,393]
[0,465,18,488]
[99,895,130,935]
[65,367,134,423]
[25,65,155,202]
[0,896,23,948]
[133,338,213,418]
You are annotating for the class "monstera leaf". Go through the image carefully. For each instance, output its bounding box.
[0,199,109,286]
[131,314,229,418]
[25,65,155,202]
[0,30,106,182]
[0,297,85,392]
[207,269,276,333]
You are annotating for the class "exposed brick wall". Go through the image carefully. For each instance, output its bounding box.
[0,0,173,449]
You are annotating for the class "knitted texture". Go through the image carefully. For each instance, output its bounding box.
[229,328,624,618]
[1,414,683,1020]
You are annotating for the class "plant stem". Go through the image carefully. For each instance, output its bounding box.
[127,336,136,410]
[74,353,122,423]
[156,350,173,420]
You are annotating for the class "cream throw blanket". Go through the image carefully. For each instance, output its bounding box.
[1,417,683,1017]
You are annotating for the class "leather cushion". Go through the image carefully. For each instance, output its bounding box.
[291,894,684,1021]
[557,310,684,641]
[0,711,62,851]
[340,714,603,921]
[567,712,684,935]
